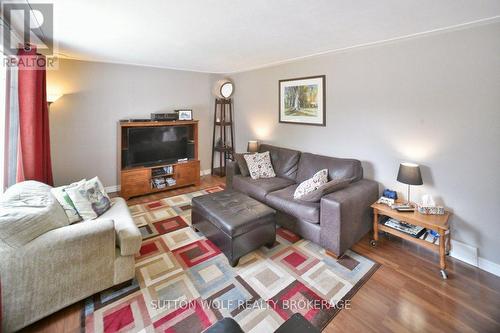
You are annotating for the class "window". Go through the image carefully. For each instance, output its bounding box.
[0,53,20,192]
[0,54,6,192]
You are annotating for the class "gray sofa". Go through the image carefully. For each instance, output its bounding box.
[226,144,379,257]
[0,181,142,332]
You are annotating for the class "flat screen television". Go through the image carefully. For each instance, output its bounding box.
[126,126,189,167]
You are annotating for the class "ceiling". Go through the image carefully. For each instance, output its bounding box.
[10,0,500,73]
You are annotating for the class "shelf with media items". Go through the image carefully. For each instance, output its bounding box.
[371,200,451,279]
[150,165,176,189]
[378,216,445,245]
[379,216,427,238]
[119,120,200,199]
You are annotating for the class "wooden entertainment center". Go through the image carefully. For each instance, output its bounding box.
[119,120,200,199]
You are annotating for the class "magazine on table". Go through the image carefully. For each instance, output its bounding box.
[383,218,427,238]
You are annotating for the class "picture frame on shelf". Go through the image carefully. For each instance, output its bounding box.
[176,109,193,120]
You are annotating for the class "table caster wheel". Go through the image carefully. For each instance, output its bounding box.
[440,269,448,279]
[370,240,377,247]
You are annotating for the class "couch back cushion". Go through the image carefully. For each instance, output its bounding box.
[258,144,301,181]
[296,152,363,183]
[0,181,69,249]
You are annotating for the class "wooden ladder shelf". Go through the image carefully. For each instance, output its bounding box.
[211,98,235,177]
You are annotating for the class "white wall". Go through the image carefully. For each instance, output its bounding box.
[228,22,500,265]
[47,59,214,188]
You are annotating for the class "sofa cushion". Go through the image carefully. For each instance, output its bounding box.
[298,178,351,202]
[50,179,86,224]
[296,152,363,183]
[232,175,295,201]
[0,181,69,249]
[266,185,320,224]
[259,144,301,181]
[234,153,250,177]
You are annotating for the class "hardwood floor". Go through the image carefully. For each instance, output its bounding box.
[328,235,500,333]
[21,175,500,333]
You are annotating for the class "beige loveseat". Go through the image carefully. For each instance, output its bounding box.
[0,181,142,332]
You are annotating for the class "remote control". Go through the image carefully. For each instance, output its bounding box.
[396,207,415,212]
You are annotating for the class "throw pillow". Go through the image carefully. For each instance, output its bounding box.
[294,169,328,200]
[298,178,351,202]
[65,177,112,220]
[50,179,86,223]
[244,151,276,180]
[234,153,251,177]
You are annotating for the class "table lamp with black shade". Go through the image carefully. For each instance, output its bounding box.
[397,162,423,206]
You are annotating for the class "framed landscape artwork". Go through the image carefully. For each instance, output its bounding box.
[279,75,326,126]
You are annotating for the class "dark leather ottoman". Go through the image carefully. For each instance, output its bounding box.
[191,190,276,266]
[275,313,320,333]
[205,317,244,333]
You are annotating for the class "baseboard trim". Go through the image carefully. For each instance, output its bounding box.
[105,185,120,193]
[478,257,500,277]
[449,239,500,277]
[105,169,212,194]
[449,239,478,267]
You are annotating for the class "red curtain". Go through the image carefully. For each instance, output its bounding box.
[16,46,53,185]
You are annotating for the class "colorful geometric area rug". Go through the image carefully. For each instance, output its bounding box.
[82,186,380,332]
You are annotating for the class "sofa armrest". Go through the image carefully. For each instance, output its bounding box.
[97,197,142,256]
[23,218,116,254]
[319,179,379,256]
[226,160,241,189]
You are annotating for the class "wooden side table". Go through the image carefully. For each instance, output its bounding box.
[371,202,451,279]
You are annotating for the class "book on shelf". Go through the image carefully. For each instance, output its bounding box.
[418,229,440,245]
[152,165,174,177]
[152,178,176,188]
[151,177,166,189]
[165,177,176,186]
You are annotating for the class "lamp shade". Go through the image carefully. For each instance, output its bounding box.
[212,79,234,99]
[397,162,423,185]
[247,140,258,153]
